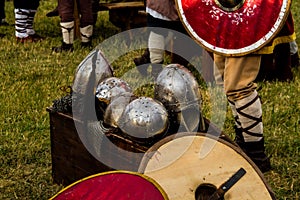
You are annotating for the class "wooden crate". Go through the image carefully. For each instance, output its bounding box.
[98,1,147,31]
[47,107,149,186]
[47,107,229,186]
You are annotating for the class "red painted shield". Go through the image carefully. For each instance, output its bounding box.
[50,171,168,200]
[176,0,291,56]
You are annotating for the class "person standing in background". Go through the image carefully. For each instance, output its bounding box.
[14,0,44,42]
[52,0,94,52]
[0,0,8,37]
[0,0,9,26]
[134,0,193,78]
[46,0,98,26]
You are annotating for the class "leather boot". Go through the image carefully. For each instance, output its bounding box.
[52,42,74,53]
[237,138,271,173]
[134,49,150,66]
[134,49,150,76]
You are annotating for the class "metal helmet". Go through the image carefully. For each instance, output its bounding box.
[154,64,204,132]
[72,49,113,95]
[104,92,136,128]
[118,97,169,142]
[95,77,132,104]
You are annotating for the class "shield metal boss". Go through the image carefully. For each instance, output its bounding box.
[176,0,291,56]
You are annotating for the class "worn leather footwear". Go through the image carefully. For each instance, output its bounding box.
[52,42,74,53]
[16,34,44,43]
[81,41,93,49]
[134,49,150,66]
[236,138,272,173]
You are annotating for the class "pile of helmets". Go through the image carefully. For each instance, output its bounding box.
[72,49,204,145]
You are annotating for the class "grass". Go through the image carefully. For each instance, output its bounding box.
[0,0,299,199]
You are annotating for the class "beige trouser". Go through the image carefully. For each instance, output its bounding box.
[214,53,263,142]
[213,54,261,101]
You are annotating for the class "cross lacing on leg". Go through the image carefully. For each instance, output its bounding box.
[236,94,263,138]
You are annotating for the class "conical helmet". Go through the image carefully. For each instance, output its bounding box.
[154,64,204,132]
[72,49,113,95]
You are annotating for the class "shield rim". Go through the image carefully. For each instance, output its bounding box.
[176,0,292,56]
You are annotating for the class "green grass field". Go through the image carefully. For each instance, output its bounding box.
[0,0,299,199]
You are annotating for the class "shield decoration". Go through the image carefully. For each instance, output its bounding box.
[176,0,291,56]
[50,171,169,200]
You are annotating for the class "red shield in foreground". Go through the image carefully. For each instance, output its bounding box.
[50,171,168,200]
[176,0,291,56]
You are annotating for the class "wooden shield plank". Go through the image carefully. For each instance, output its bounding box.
[139,133,275,199]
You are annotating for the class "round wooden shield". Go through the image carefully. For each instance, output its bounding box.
[50,171,169,200]
[176,0,291,56]
[139,133,275,199]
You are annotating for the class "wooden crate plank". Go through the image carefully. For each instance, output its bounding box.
[47,107,148,186]
[99,1,144,11]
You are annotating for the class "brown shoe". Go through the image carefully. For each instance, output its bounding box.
[134,49,150,66]
[16,37,28,43]
[52,42,74,53]
[29,34,45,42]
[16,34,44,43]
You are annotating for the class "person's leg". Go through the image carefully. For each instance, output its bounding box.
[290,40,299,68]
[26,1,44,41]
[213,54,225,86]
[78,0,93,47]
[52,0,74,52]
[14,0,43,42]
[214,54,271,173]
[148,31,164,64]
[134,14,166,77]
[273,43,293,81]
[91,0,98,25]
[0,0,9,25]
[14,8,29,41]
[0,0,5,20]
